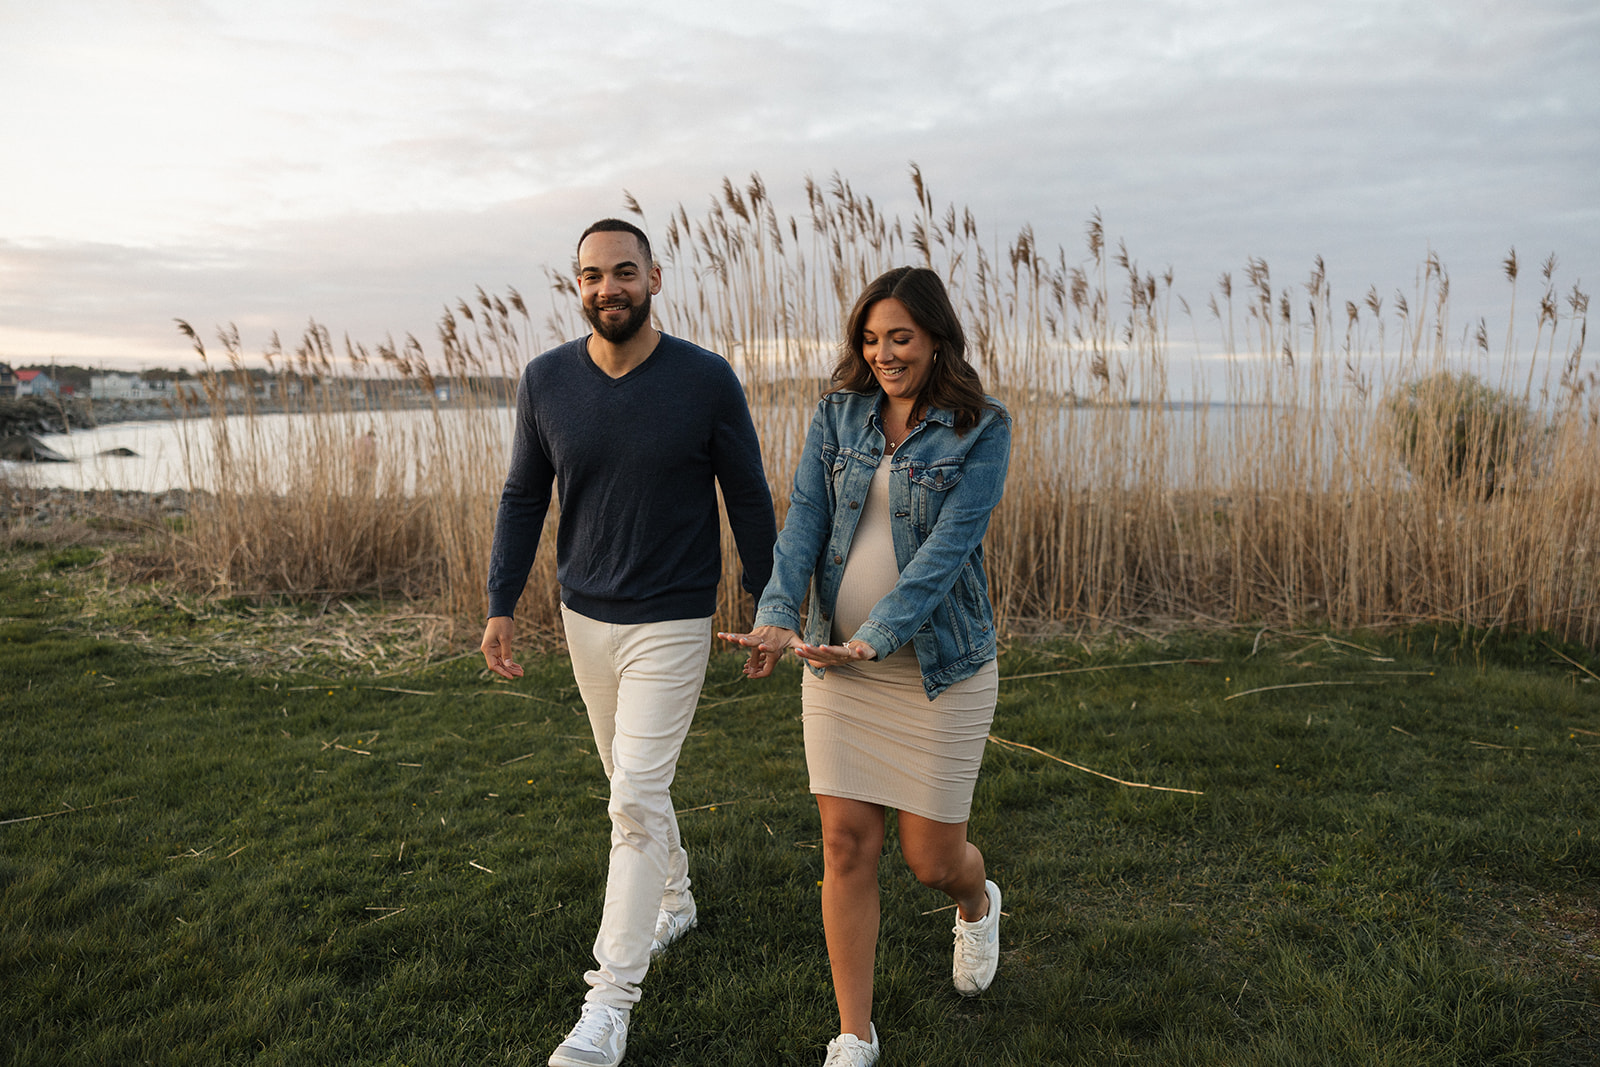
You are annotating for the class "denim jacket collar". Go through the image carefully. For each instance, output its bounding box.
[860,395,958,435]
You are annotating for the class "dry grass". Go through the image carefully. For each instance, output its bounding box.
[156,168,1596,648]
[78,592,465,677]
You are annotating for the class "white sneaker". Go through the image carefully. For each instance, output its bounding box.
[822,1023,879,1066]
[649,891,698,958]
[548,1003,628,1067]
[952,879,1002,996]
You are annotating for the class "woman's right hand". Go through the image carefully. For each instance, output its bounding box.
[716,625,800,678]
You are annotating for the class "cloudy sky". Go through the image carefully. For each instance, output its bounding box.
[2,0,1595,375]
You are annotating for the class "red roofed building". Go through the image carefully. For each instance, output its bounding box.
[15,369,59,397]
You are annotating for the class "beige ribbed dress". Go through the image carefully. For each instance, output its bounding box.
[801,457,999,822]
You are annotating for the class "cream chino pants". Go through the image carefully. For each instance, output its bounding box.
[560,605,712,1009]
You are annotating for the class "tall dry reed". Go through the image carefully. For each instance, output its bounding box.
[166,168,1597,648]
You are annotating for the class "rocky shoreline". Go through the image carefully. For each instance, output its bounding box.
[1,485,200,527]
[0,395,185,462]
[0,393,286,467]
[0,395,184,438]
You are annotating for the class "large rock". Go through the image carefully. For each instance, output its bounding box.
[0,434,71,462]
[0,395,94,436]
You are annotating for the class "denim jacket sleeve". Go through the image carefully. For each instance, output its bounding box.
[751,399,835,633]
[850,410,1011,661]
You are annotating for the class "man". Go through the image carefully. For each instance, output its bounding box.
[481,218,777,1067]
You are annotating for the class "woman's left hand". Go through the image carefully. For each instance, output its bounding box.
[792,640,878,669]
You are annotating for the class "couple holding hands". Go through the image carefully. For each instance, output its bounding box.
[481,218,1011,1067]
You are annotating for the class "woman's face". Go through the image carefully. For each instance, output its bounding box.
[861,297,936,405]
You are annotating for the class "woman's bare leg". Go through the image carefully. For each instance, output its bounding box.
[896,812,989,921]
[817,794,886,1041]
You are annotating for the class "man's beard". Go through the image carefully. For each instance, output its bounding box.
[584,293,653,344]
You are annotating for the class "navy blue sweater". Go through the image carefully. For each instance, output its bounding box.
[486,333,777,624]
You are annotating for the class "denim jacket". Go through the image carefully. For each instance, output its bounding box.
[753,389,1011,699]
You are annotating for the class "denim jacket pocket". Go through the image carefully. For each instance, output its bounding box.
[909,460,964,532]
[949,558,991,649]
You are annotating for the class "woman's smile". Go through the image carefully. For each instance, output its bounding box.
[862,298,935,400]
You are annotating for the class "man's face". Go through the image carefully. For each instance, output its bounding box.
[577,231,660,344]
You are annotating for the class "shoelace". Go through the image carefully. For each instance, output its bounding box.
[653,905,693,946]
[954,914,988,945]
[567,1005,624,1048]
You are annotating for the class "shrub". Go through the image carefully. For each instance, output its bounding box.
[1383,371,1532,498]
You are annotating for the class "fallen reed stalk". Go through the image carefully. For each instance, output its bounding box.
[0,796,138,827]
[1000,658,1220,682]
[1224,680,1370,700]
[986,733,1203,795]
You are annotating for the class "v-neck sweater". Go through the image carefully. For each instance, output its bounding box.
[487,333,777,624]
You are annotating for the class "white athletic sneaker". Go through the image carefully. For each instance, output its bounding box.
[822,1023,880,1067]
[649,891,698,958]
[952,879,1002,996]
[548,1003,628,1067]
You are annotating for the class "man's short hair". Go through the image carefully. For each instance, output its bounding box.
[577,219,653,268]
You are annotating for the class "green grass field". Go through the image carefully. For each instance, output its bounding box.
[2,544,1597,1065]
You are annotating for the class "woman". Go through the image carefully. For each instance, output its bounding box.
[719,266,1011,1067]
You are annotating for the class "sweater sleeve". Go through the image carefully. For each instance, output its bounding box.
[485,368,555,618]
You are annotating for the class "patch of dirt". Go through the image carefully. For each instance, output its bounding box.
[1461,886,1599,1065]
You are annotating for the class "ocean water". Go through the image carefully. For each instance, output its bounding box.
[4,402,1356,494]
[3,409,517,494]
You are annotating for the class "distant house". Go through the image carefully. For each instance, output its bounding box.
[255,378,303,401]
[172,378,249,403]
[0,362,15,399]
[91,373,175,401]
[14,369,59,397]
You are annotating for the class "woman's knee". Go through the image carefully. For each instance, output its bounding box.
[820,808,884,875]
[824,827,882,872]
[901,828,978,893]
[907,851,962,891]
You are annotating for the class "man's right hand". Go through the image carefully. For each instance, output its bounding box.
[481,616,523,679]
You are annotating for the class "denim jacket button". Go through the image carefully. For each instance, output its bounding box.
[833,554,843,564]
[848,500,859,509]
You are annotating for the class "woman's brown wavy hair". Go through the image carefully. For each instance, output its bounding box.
[827,266,999,433]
